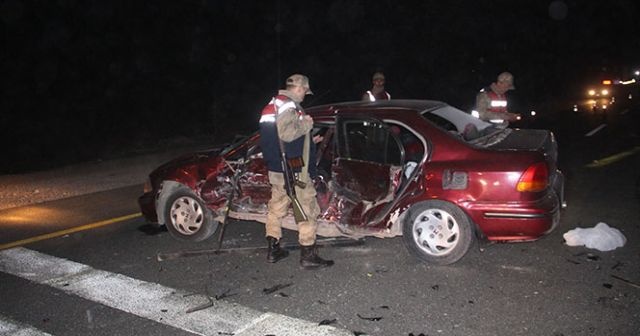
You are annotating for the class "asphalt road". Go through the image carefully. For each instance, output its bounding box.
[1,106,639,336]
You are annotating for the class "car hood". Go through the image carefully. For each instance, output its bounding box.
[152,147,223,177]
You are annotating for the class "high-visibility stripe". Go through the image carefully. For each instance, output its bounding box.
[278,101,296,113]
[259,114,276,123]
[366,91,376,102]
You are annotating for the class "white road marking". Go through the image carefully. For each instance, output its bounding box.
[0,247,351,336]
[585,123,607,137]
[0,316,54,336]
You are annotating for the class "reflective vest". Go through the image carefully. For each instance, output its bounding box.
[365,90,391,102]
[259,94,317,177]
[483,88,508,114]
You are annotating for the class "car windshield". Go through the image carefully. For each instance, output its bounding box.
[420,105,505,142]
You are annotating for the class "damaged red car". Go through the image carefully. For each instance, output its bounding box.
[138,100,565,265]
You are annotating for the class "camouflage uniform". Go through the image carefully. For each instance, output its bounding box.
[259,90,319,246]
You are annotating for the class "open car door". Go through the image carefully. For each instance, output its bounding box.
[330,116,405,229]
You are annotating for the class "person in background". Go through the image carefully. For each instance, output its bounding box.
[362,72,391,101]
[258,74,334,270]
[474,72,520,125]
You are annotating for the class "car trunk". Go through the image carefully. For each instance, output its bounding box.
[486,128,564,206]
[485,129,558,165]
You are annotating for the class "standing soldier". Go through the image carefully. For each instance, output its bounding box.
[362,72,391,101]
[474,72,520,125]
[258,74,334,270]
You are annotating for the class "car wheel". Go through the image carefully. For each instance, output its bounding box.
[163,187,218,241]
[402,200,473,265]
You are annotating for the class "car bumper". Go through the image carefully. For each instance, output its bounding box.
[465,190,562,241]
[138,191,158,224]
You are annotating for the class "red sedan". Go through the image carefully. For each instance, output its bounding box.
[139,100,565,264]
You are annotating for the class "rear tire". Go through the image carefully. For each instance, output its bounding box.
[402,200,473,265]
[162,186,218,241]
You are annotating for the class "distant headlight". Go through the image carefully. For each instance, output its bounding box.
[601,89,609,96]
[588,89,596,96]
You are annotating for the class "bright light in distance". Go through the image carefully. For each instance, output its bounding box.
[602,80,612,85]
[588,89,596,96]
[530,110,536,116]
[635,70,640,76]
[601,89,609,96]
[573,105,578,112]
[621,79,636,85]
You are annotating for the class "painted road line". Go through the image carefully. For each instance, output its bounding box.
[585,123,607,137]
[0,315,54,336]
[586,146,640,168]
[0,213,142,251]
[0,248,352,336]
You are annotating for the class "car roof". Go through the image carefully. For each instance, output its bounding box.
[305,99,449,117]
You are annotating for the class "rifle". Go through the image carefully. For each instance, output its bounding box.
[278,139,309,223]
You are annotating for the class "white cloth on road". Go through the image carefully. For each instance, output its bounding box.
[563,222,626,251]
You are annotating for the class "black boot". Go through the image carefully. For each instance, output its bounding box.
[300,244,334,269]
[266,236,289,263]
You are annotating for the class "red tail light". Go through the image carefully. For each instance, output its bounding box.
[517,162,549,192]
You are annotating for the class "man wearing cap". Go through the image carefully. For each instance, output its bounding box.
[258,74,334,270]
[362,72,391,102]
[474,72,520,124]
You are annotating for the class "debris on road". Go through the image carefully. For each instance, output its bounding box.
[262,283,293,295]
[319,319,337,326]
[156,237,364,261]
[611,274,640,289]
[356,314,382,322]
[185,298,213,314]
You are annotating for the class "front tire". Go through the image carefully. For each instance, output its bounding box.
[162,187,218,241]
[402,200,473,265]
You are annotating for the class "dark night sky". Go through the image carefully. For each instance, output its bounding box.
[1,0,639,173]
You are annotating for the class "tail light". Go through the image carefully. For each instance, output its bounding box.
[517,162,549,192]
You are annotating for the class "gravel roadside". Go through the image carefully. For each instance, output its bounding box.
[0,141,214,211]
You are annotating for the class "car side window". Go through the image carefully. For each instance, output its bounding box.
[340,120,402,166]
